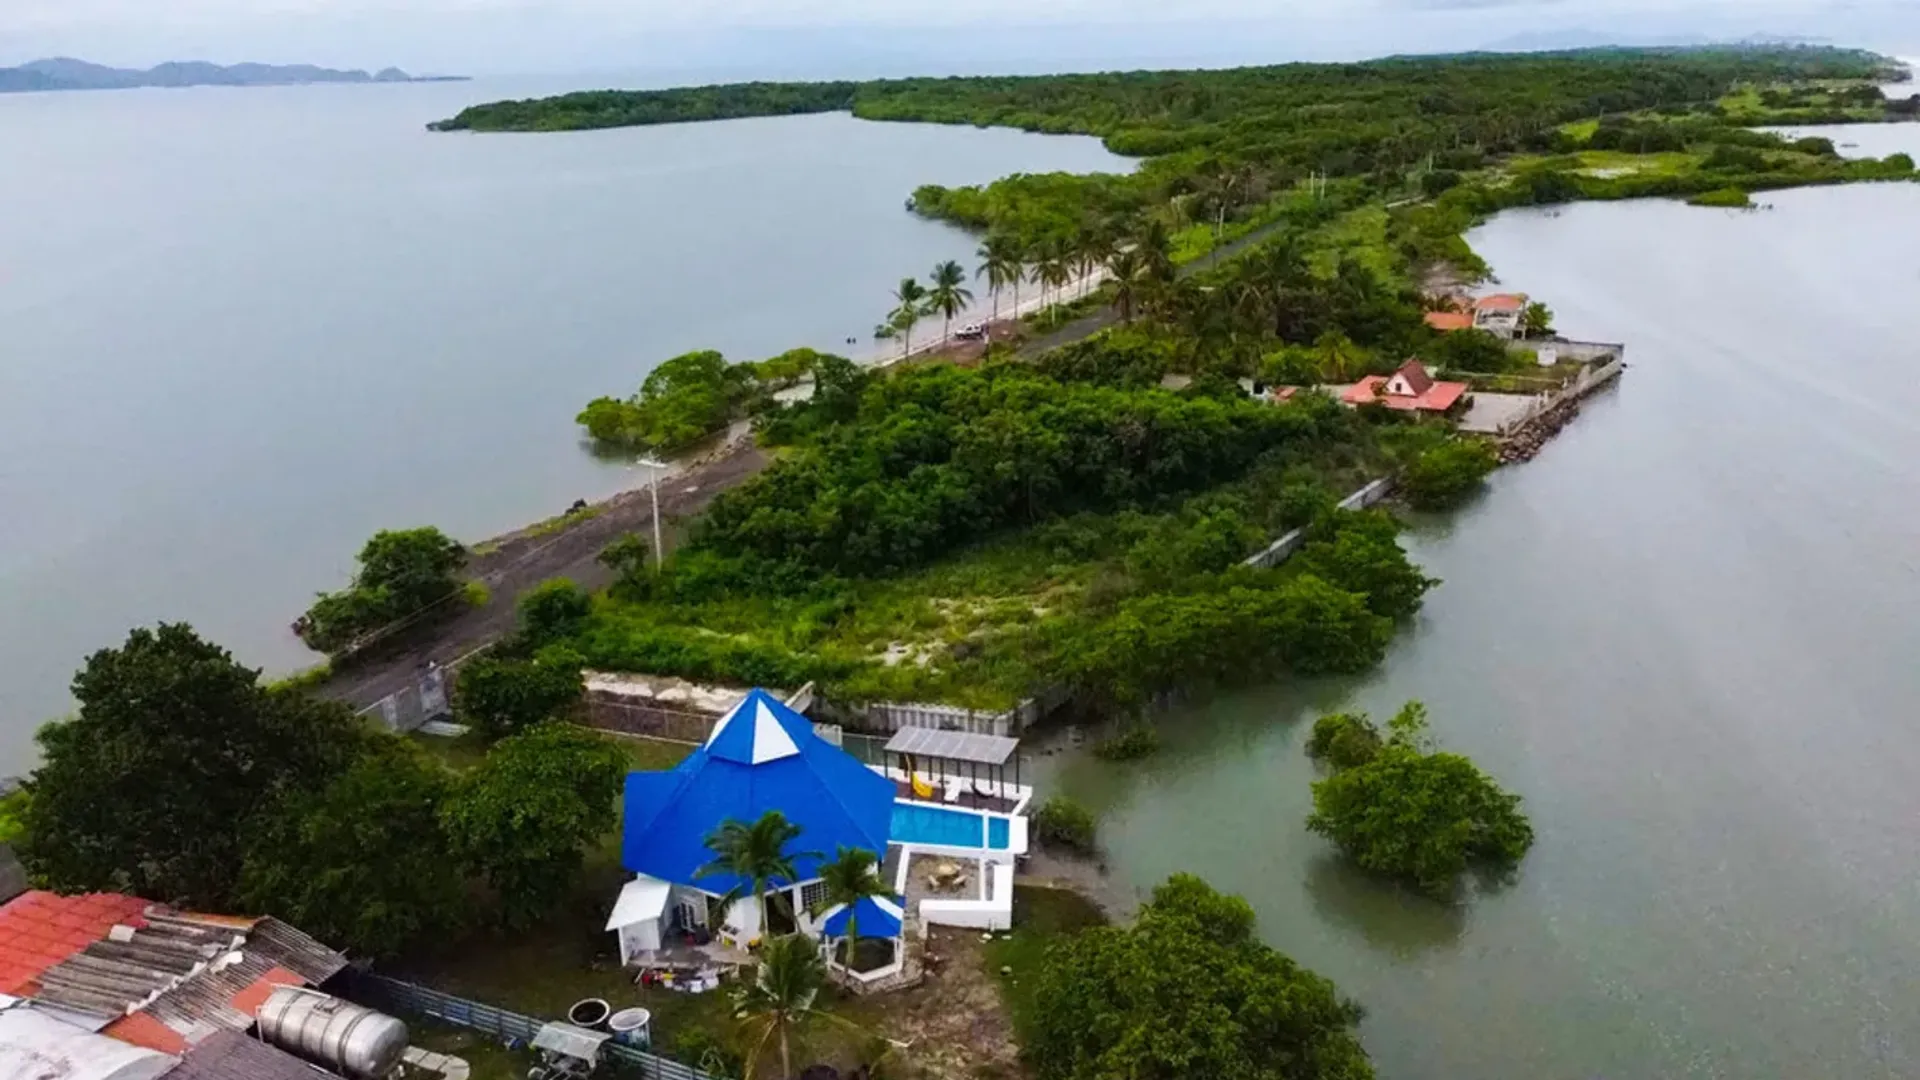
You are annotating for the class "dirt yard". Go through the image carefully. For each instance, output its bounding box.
[853,927,1025,1080]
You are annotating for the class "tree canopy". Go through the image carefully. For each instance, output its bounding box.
[1307,702,1534,896]
[1400,439,1499,511]
[440,722,629,928]
[453,653,586,740]
[238,739,463,957]
[24,623,364,906]
[298,527,468,653]
[1024,874,1373,1080]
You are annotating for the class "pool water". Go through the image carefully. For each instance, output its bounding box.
[890,801,1011,850]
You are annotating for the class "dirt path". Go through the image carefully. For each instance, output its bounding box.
[314,437,768,712]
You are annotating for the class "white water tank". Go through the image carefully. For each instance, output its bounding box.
[256,987,409,1080]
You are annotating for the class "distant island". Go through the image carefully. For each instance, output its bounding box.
[0,58,467,94]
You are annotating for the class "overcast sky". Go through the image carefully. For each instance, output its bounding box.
[2,0,1915,77]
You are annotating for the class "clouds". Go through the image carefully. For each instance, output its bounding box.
[1,0,1909,76]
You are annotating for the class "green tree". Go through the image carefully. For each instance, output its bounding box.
[1305,711,1385,769]
[1293,512,1439,620]
[811,846,891,957]
[299,527,468,652]
[599,533,654,599]
[890,277,928,358]
[453,654,585,741]
[24,623,364,905]
[1521,301,1556,338]
[1307,702,1534,896]
[238,739,461,957]
[1104,247,1145,323]
[1271,574,1396,674]
[1401,439,1499,511]
[733,933,831,1080]
[1025,874,1373,1080]
[440,723,628,928]
[699,811,817,939]
[1032,796,1097,853]
[977,234,1023,325]
[926,259,974,342]
[518,578,593,644]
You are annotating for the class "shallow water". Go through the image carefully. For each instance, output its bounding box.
[1037,145,1920,1078]
[0,81,1130,763]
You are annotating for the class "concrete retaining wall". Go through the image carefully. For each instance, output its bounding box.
[1243,477,1398,570]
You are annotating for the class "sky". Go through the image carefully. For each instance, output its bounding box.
[1,0,1916,77]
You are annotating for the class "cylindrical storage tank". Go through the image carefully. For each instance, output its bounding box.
[608,1007,652,1047]
[256,986,409,1080]
[567,998,611,1029]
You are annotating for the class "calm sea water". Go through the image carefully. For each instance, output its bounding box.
[0,79,1131,765]
[1038,133,1920,1078]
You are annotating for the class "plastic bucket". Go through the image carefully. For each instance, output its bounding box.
[567,998,612,1029]
[608,1007,652,1047]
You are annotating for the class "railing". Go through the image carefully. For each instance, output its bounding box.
[1243,478,1397,570]
[354,974,714,1080]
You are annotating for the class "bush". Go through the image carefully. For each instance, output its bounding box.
[1400,439,1498,511]
[1687,186,1753,209]
[1025,875,1372,1080]
[1306,711,1385,769]
[298,528,468,653]
[1307,702,1533,896]
[518,578,593,644]
[1033,796,1098,853]
[1092,726,1160,761]
[454,655,586,740]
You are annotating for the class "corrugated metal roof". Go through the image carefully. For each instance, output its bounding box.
[884,727,1019,766]
[0,893,348,1055]
[167,1028,342,1080]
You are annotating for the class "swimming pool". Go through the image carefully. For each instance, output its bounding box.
[890,802,1012,850]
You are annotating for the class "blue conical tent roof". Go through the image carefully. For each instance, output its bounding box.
[819,894,905,939]
[622,689,895,894]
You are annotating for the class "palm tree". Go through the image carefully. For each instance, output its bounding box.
[926,260,973,343]
[1313,330,1365,383]
[1075,220,1117,299]
[976,235,1022,329]
[1035,239,1073,318]
[699,811,816,941]
[1135,217,1176,285]
[811,846,891,962]
[890,277,928,359]
[1105,247,1146,324]
[733,933,828,1080]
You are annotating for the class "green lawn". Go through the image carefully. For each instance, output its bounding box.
[984,886,1108,1039]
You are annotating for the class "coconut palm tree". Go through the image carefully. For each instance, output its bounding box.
[1134,217,1177,286]
[810,846,891,962]
[1074,220,1118,299]
[890,276,928,359]
[926,260,973,343]
[1035,239,1073,318]
[1313,330,1366,383]
[1105,247,1146,324]
[976,235,1021,328]
[699,811,816,941]
[733,933,828,1080]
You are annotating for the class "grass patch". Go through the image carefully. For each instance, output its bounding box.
[263,661,332,693]
[1688,186,1754,208]
[985,886,1109,1037]
[405,1020,538,1080]
[463,580,492,607]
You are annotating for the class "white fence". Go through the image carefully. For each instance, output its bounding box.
[1243,477,1398,570]
[837,683,1070,737]
[919,863,1016,931]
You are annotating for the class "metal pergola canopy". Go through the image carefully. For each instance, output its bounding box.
[883,726,1019,766]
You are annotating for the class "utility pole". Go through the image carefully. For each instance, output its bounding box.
[636,455,666,570]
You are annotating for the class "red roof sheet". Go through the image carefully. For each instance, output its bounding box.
[104,1010,190,1055]
[1341,375,1470,413]
[1474,293,1527,313]
[1424,311,1475,332]
[1391,358,1436,395]
[0,891,148,996]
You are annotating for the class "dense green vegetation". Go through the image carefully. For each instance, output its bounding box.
[1306,701,1534,896]
[1021,874,1373,1080]
[578,347,829,454]
[1688,186,1755,208]
[1032,796,1098,852]
[297,526,468,653]
[20,623,631,956]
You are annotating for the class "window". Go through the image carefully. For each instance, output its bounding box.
[800,880,829,914]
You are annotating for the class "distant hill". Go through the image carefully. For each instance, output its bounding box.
[0,58,467,93]
[1481,30,1831,54]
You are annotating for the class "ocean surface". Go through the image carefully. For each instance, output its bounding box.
[1036,125,1920,1078]
[0,77,1132,765]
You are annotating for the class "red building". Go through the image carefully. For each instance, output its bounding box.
[1342,359,1470,415]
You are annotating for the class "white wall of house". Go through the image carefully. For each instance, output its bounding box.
[1386,374,1415,395]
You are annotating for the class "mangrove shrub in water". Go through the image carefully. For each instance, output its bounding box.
[1307,702,1534,896]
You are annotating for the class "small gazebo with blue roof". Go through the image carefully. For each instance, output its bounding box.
[608,689,897,960]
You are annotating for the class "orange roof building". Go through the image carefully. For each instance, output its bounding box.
[1424,311,1476,332]
[1342,359,1470,414]
[1473,293,1528,314]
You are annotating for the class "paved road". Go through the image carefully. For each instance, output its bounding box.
[316,441,769,711]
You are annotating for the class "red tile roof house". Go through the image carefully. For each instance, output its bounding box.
[1423,310,1476,333]
[1342,359,1471,416]
[0,890,347,1056]
[1472,293,1529,338]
